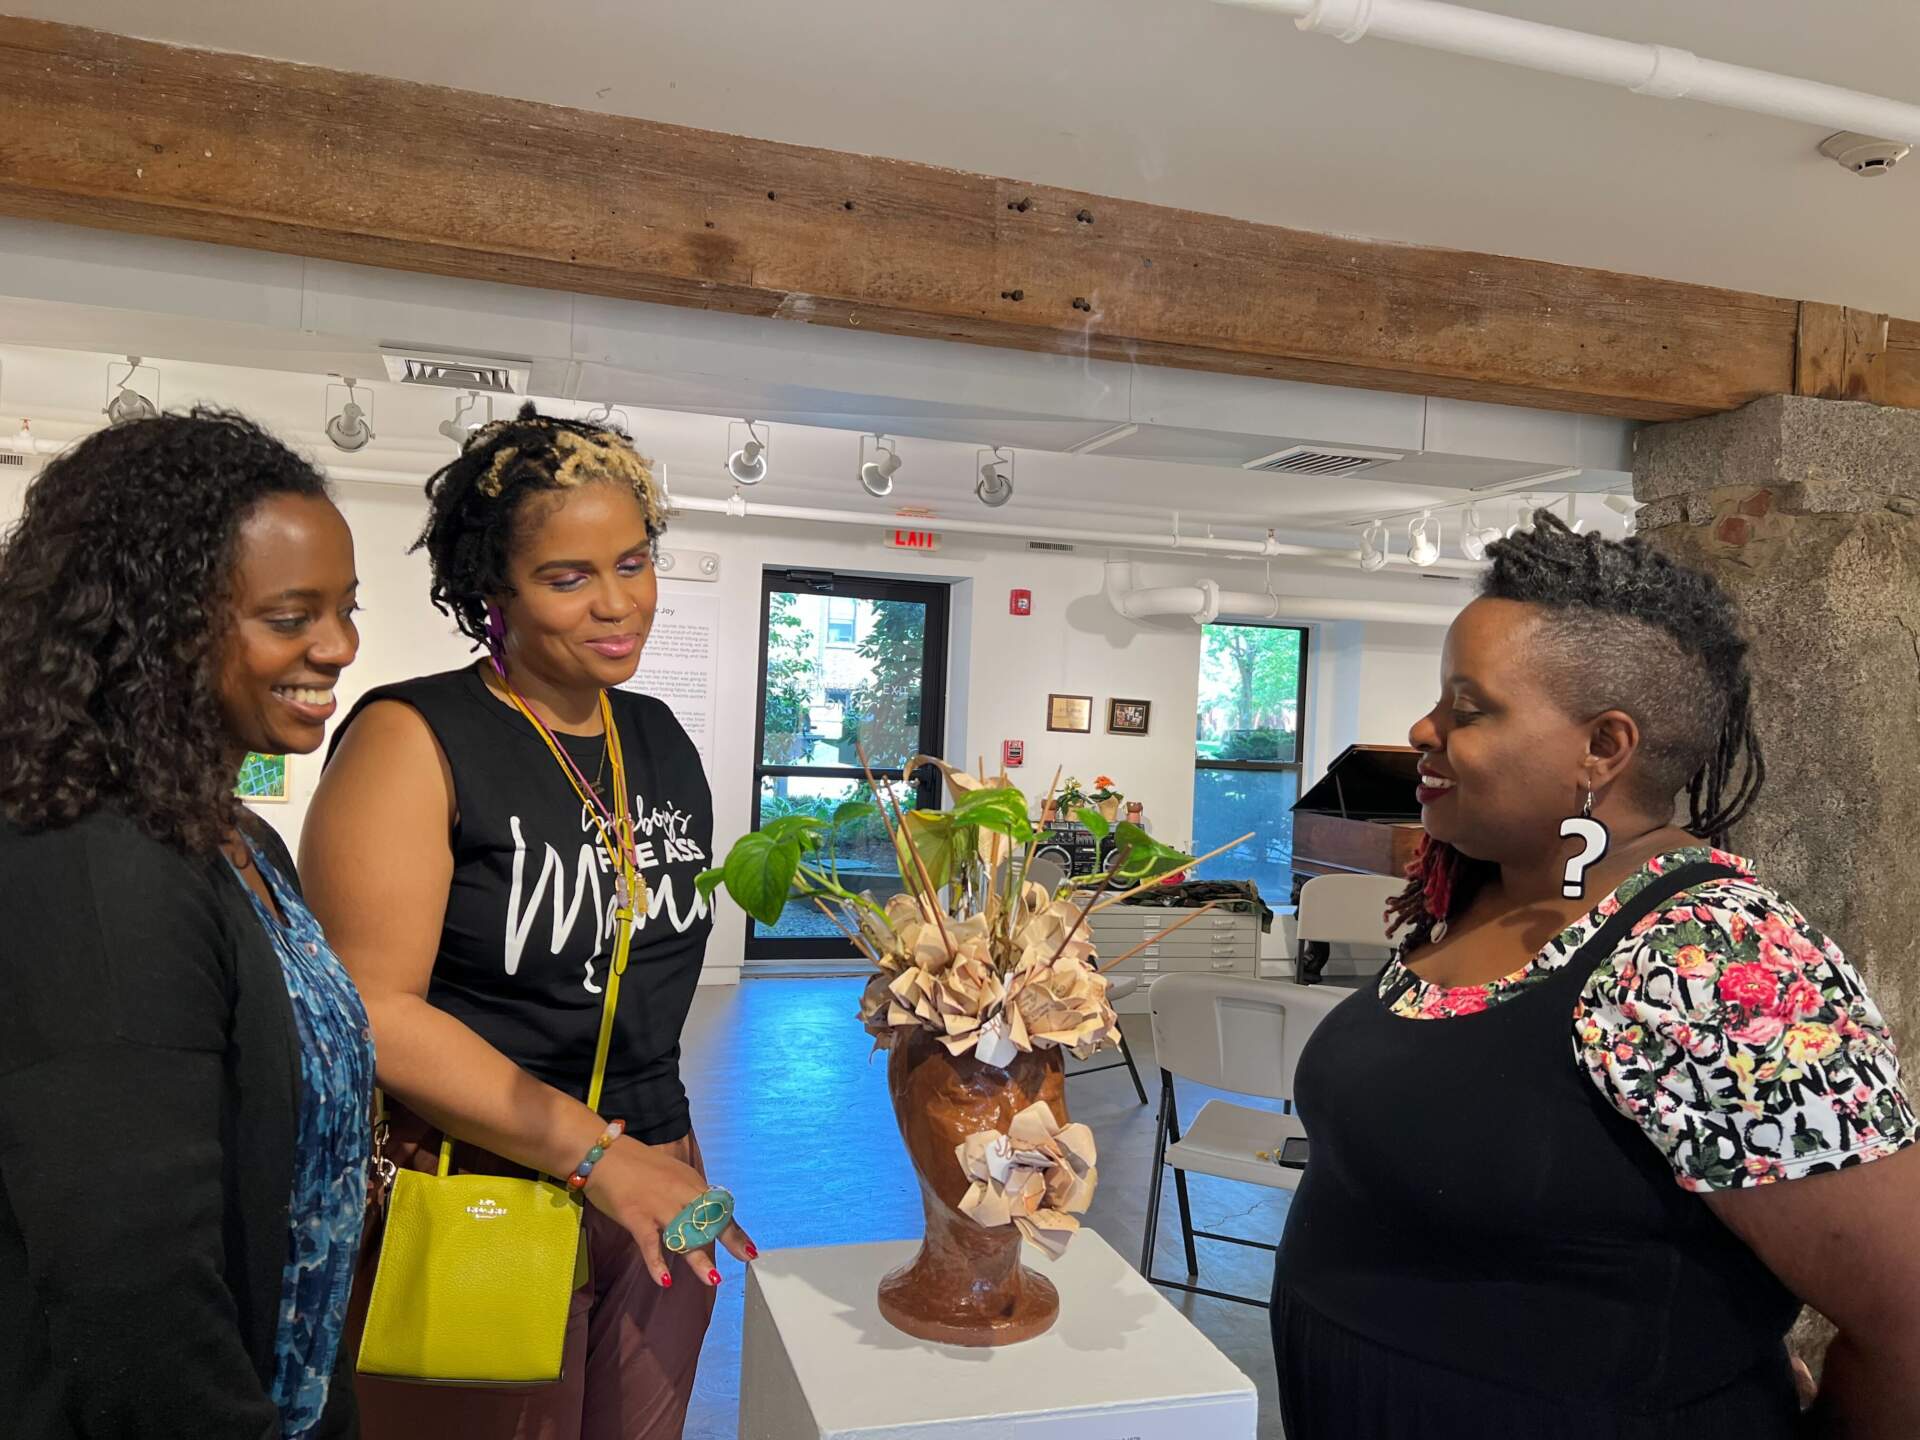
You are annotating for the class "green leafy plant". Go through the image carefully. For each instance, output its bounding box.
[700,761,1199,948]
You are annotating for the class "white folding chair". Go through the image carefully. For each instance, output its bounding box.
[1141,974,1346,1307]
[1293,872,1404,983]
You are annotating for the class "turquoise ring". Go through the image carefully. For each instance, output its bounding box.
[663,1187,735,1254]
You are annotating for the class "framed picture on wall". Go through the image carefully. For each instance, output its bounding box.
[1046,694,1093,733]
[234,752,289,804]
[1108,698,1152,735]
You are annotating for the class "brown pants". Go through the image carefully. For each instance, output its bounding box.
[346,1106,716,1440]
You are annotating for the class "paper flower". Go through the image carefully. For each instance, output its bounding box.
[856,883,1121,1063]
[955,1101,1099,1258]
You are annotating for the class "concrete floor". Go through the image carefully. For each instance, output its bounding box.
[678,977,1291,1440]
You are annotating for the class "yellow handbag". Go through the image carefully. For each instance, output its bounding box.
[357,904,632,1384]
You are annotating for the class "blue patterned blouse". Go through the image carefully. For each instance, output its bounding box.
[234,843,376,1437]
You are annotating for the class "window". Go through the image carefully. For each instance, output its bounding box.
[750,572,950,963]
[825,596,858,645]
[1192,624,1308,905]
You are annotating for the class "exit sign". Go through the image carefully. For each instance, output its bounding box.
[885,527,941,552]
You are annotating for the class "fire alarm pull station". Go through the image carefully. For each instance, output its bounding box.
[1010,589,1032,616]
[1002,739,1025,768]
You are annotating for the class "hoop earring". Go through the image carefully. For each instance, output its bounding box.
[1557,785,1613,900]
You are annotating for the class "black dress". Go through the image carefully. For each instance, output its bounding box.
[1271,860,1804,1439]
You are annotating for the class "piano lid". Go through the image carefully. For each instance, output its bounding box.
[1292,744,1422,822]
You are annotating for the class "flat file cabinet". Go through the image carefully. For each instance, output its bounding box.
[1086,904,1261,1013]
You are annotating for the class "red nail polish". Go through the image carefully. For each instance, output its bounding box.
[708,1269,722,1286]
[745,1243,759,1260]
[660,1271,673,1288]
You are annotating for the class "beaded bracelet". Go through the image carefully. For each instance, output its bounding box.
[567,1119,626,1191]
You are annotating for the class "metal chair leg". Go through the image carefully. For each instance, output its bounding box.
[1165,1083,1200,1277]
[1139,1070,1175,1281]
[1117,1027,1149,1106]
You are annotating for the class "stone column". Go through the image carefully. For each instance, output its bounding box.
[1634,394,1920,1062]
[1638,395,1920,1367]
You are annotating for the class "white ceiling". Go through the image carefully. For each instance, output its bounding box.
[11,0,1918,315]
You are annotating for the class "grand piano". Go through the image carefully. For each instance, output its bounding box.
[1289,743,1425,981]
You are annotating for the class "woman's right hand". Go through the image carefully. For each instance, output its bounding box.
[583,1135,755,1287]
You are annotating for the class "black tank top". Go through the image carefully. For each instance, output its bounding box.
[1276,860,1800,1409]
[331,666,714,1144]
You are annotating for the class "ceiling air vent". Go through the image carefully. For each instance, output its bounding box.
[1028,540,1076,553]
[1243,444,1402,477]
[379,347,531,395]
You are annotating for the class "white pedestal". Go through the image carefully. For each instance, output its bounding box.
[739,1229,1257,1440]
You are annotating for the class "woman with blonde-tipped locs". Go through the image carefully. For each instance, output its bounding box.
[1272,514,1920,1439]
[303,404,751,1439]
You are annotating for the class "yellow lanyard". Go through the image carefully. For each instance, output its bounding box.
[499,684,648,925]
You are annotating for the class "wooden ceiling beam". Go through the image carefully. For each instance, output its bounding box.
[0,17,1906,422]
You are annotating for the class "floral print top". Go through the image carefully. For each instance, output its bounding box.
[1378,848,1916,1193]
[234,842,376,1438]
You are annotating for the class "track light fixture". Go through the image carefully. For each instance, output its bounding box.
[438,392,493,447]
[1459,503,1501,561]
[1506,494,1540,539]
[104,356,158,425]
[324,378,375,453]
[975,445,1015,507]
[1407,509,1440,567]
[727,420,768,485]
[859,434,902,498]
[1358,519,1390,572]
[583,400,631,434]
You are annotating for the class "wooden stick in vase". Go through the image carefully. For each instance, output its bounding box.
[859,742,955,958]
[812,897,881,965]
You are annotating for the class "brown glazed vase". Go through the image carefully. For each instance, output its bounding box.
[877,1026,1067,1346]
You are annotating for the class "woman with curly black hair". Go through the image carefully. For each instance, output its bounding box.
[303,404,750,1439]
[0,410,371,1439]
[1272,514,1920,1439]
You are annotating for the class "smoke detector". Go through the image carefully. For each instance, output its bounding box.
[1818,131,1910,177]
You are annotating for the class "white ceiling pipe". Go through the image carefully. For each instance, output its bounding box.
[1103,560,1461,627]
[1214,0,1920,146]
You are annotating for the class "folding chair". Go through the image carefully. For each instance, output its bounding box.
[1293,872,1404,984]
[1140,974,1346,1307]
[1066,973,1148,1104]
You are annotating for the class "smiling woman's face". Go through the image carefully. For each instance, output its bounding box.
[1406,597,1596,865]
[495,479,658,691]
[214,493,360,759]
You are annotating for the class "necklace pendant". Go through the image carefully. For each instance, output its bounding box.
[615,875,630,913]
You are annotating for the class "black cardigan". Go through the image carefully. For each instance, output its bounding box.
[0,810,356,1438]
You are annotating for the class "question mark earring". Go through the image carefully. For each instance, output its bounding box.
[1558,785,1613,900]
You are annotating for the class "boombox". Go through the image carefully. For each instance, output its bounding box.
[1032,822,1116,878]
